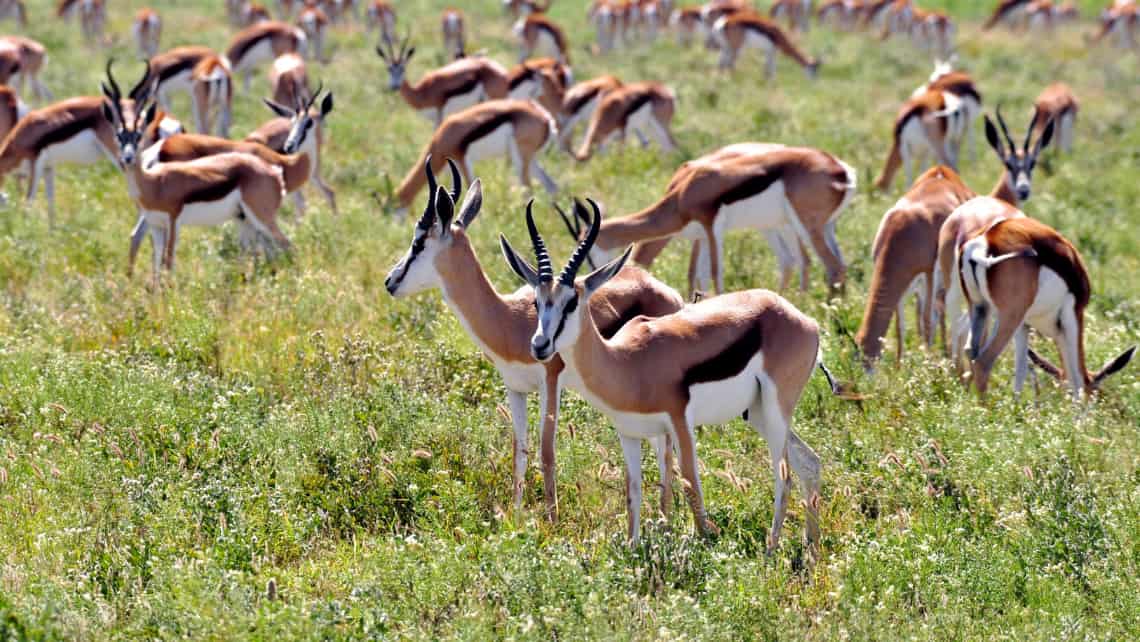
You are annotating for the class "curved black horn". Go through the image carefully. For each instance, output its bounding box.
[554,202,580,240]
[309,80,324,110]
[128,61,153,103]
[525,200,553,283]
[445,157,461,203]
[559,198,601,285]
[104,58,122,103]
[418,154,438,229]
[1023,105,1039,151]
[995,104,1016,156]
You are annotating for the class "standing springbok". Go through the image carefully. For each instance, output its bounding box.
[224,21,308,91]
[912,61,982,161]
[392,99,558,218]
[365,0,396,44]
[268,53,311,110]
[712,12,821,78]
[190,55,234,138]
[960,216,1134,399]
[936,107,1053,368]
[501,200,832,549]
[874,88,968,191]
[441,8,466,59]
[1033,83,1077,152]
[0,37,51,101]
[514,14,570,64]
[245,88,336,213]
[297,3,330,62]
[855,165,975,370]
[385,159,684,520]
[57,0,106,45]
[572,81,677,161]
[566,144,856,296]
[984,0,1032,30]
[101,63,290,281]
[770,0,813,32]
[132,8,162,60]
[670,6,703,45]
[377,38,510,125]
[558,74,622,151]
[0,0,26,27]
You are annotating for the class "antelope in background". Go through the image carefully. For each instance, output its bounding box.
[246,88,336,214]
[817,0,867,30]
[558,74,622,151]
[1033,83,1077,152]
[504,0,552,19]
[572,81,677,161]
[365,0,397,44]
[377,37,510,126]
[770,0,814,32]
[0,36,52,101]
[983,0,1031,30]
[501,200,832,549]
[1088,1,1137,49]
[392,99,558,219]
[268,53,311,109]
[508,58,570,116]
[240,2,273,26]
[441,8,466,59]
[224,21,309,91]
[0,0,26,27]
[566,144,856,296]
[514,13,570,64]
[712,13,821,78]
[132,8,162,60]
[57,0,106,46]
[911,59,981,160]
[670,6,703,45]
[874,87,969,191]
[385,160,684,521]
[297,2,330,63]
[190,55,234,138]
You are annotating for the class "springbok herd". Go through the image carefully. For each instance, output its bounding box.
[1,0,1136,552]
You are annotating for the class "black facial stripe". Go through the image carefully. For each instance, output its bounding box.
[391,235,426,288]
[550,293,578,347]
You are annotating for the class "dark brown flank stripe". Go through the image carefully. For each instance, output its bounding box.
[227,32,268,66]
[458,110,514,153]
[618,92,653,128]
[719,168,784,206]
[937,80,981,104]
[508,68,534,91]
[445,75,481,101]
[893,102,927,139]
[564,86,599,115]
[184,174,242,205]
[682,321,764,387]
[156,56,203,84]
[36,107,103,150]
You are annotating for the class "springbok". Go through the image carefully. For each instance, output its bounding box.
[0,0,26,27]
[1089,1,1137,49]
[148,47,229,135]
[392,99,558,218]
[101,62,290,282]
[268,53,311,109]
[984,0,1032,30]
[501,199,833,549]
[0,36,51,101]
[224,21,308,91]
[297,3,330,62]
[441,8,466,59]
[514,14,570,64]
[911,9,955,58]
[936,107,1053,368]
[240,2,273,26]
[504,0,551,19]
[712,12,821,78]
[817,0,866,30]
[57,0,106,45]
[365,0,396,43]
[323,0,358,23]
[855,165,975,370]
[557,74,622,151]
[132,8,162,60]
[508,58,569,116]
[911,60,982,161]
[670,6,703,45]
[874,88,968,191]
[960,216,1134,400]
[385,159,684,520]
[1033,83,1077,152]
[245,89,336,213]
[565,144,856,296]
[770,0,813,32]
[377,38,510,126]
[571,81,677,161]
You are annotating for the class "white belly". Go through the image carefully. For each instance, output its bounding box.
[1024,267,1069,336]
[233,39,275,72]
[744,31,774,53]
[159,70,194,98]
[40,130,107,166]
[465,123,513,164]
[508,78,541,101]
[685,352,764,427]
[535,30,560,56]
[717,180,789,233]
[176,191,243,227]
[441,85,484,119]
[624,101,656,132]
[679,220,705,241]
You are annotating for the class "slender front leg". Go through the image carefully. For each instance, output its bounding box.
[671,415,714,536]
[537,371,562,522]
[506,389,530,510]
[164,217,180,272]
[620,434,644,543]
[128,213,148,277]
[651,433,674,518]
[1012,324,1030,396]
[292,190,307,220]
[43,166,55,227]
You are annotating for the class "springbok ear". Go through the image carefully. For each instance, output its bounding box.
[434,185,455,237]
[263,98,294,119]
[101,100,117,126]
[456,179,483,229]
[1034,118,1055,156]
[375,45,388,61]
[582,245,631,296]
[319,91,334,117]
[405,47,416,61]
[983,115,1004,159]
[500,234,542,287]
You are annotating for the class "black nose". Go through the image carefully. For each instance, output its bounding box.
[1018,187,1030,200]
[384,276,397,295]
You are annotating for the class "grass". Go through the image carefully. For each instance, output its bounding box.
[1,0,1138,638]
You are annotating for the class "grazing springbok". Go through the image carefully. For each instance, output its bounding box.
[241,2,273,26]
[102,63,290,281]
[377,38,510,125]
[514,14,570,64]
[504,0,551,19]
[911,61,982,161]
[874,88,969,191]
[385,160,684,521]
[984,0,1032,30]
[441,8,466,59]
[245,88,336,212]
[936,107,1053,368]
[670,6,703,45]
[566,144,856,296]
[268,53,311,110]
[855,165,975,370]
[57,0,106,45]
[323,0,358,23]
[816,0,866,30]
[588,1,622,53]
[712,12,821,78]
[960,216,1134,400]
[0,37,51,101]
[770,0,813,32]
[297,3,330,62]
[558,74,622,151]
[132,8,162,60]
[392,99,558,218]
[501,200,832,549]
[572,81,677,161]
[147,47,232,137]
[0,0,26,27]
[909,8,955,58]
[1033,83,1077,152]
[508,58,569,115]
[365,0,396,43]
[224,21,309,91]
[1088,1,1138,49]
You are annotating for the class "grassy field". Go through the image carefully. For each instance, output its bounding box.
[1,0,1139,638]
